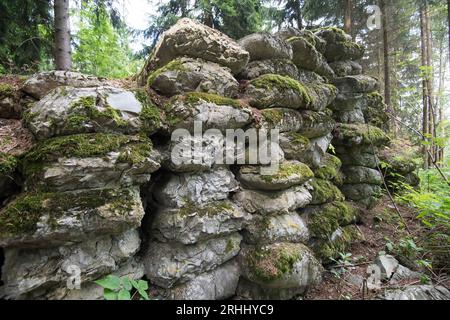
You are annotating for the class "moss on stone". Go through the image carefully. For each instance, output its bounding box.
[0,188,135,237]
[338,123,390,146]
[22,133,153,176]
[134,89,162,133]
[147,59,188,87]
[177,200,235,218]
[309,178,344,205]
[288,132,310,146]
[251,74,313,107]
[0,83,14,98]
[314,225,363,262]
[314,153,342,180]
[261,109,284,125]
[184,92,241,108]
[248,243,301,282]
[69,96,128,128]
[308,201,359,240]
[261,161,314,183]
[0,152,17,176]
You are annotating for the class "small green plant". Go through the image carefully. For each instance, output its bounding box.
[330,252,353,278]
[95,275,150,300]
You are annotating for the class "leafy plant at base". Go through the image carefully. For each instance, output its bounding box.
[95,275,149,300]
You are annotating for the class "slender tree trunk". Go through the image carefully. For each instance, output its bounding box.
[54,0,72,70]
[344,0,352,38]
[448,0,450,69]
[420,4,429,169]
[380,0,394,134]
[424,2,437,165]
[296,0,303,29]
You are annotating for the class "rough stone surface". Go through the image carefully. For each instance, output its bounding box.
[333,75,379,94]
[0,187,145,248]
[165,95,253,133]
[22,71,103,100]
[153,167,239,207]
[165,260,240,300]
[150,200,251,244]
[236,161,313,191]
[143,233,242,288]
[340,183,382,201]
[374,255,399,280]
[27,86,147,140]
[233,185,312,215]
[315,28,364,62]
[238,33,293,62]
[148,58,239,98]
[342,166,383,185]
[0,229,141,299]
[239,243,323,290]
[329,60,362,77]
[243,213,310,245]
[142,18,249,76]
[238,59,299,80]
[380,285,450,301]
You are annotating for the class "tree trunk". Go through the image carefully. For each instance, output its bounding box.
[420,4,429,169]
[54,0,72,70]
[296,0,303,29]
[424,2,437,165]
[380,0,393,133]
[448,0,450,69]
[344,0,352,38]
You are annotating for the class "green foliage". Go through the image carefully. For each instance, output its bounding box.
[95,275,149,300]
[73,1,142,78]
[0,0,53,73]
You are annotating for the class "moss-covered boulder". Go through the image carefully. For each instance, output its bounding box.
[0,187,144,248]
[138,18,249,84]
[329,92,366,111]
[287,36,335,79]
[238,243,323,293]
[342,166,383,185]
[261,108,335,138]
[314,153,342,180]
[333,75,379,94]
[233,185,312,215]
[315,27,364,62]
[0,152,19,203]
[297,110,336,139]
[301,201,360,240]
[333,123,390,147]
[149,200,251,245]
[363,92,390,131]
[340,183,382,202]
[245,74,337,111]
[313,225,364,262]
[237,161,314,191]
[143,233,242,288]
[147,57,239,98]
[26,86,160,140]
[238,59,299,80]
[276,28,327,54]
[238,32,293,61]
[336,144,379,168]
[329,60,362,77]
[164,92,252,132]
[243,213,310,245]
[333,107,366,124]
[308,178,344,205]
[21,133,161,192]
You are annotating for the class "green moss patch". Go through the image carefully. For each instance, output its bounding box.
[248,243,301,282]
[184,92,241,108]
[314,225,363,262]
[261,109,284,126]
[147,59,188,86]
[309,178,344,205]
[308,201,359,239]
[0,152,17,176]
[261,161,313,184]
[22,133,153,176]
[134,89,162,133]
[251,74,313,107]
[337,123,390,146]
[314,153,342,180]
[0,188,135,237]
[0,83,14,98]
[177,200,235,218]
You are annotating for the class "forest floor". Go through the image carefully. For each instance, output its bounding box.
[305,195,450,300]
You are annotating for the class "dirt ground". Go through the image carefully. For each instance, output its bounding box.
[305,196,449,300]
